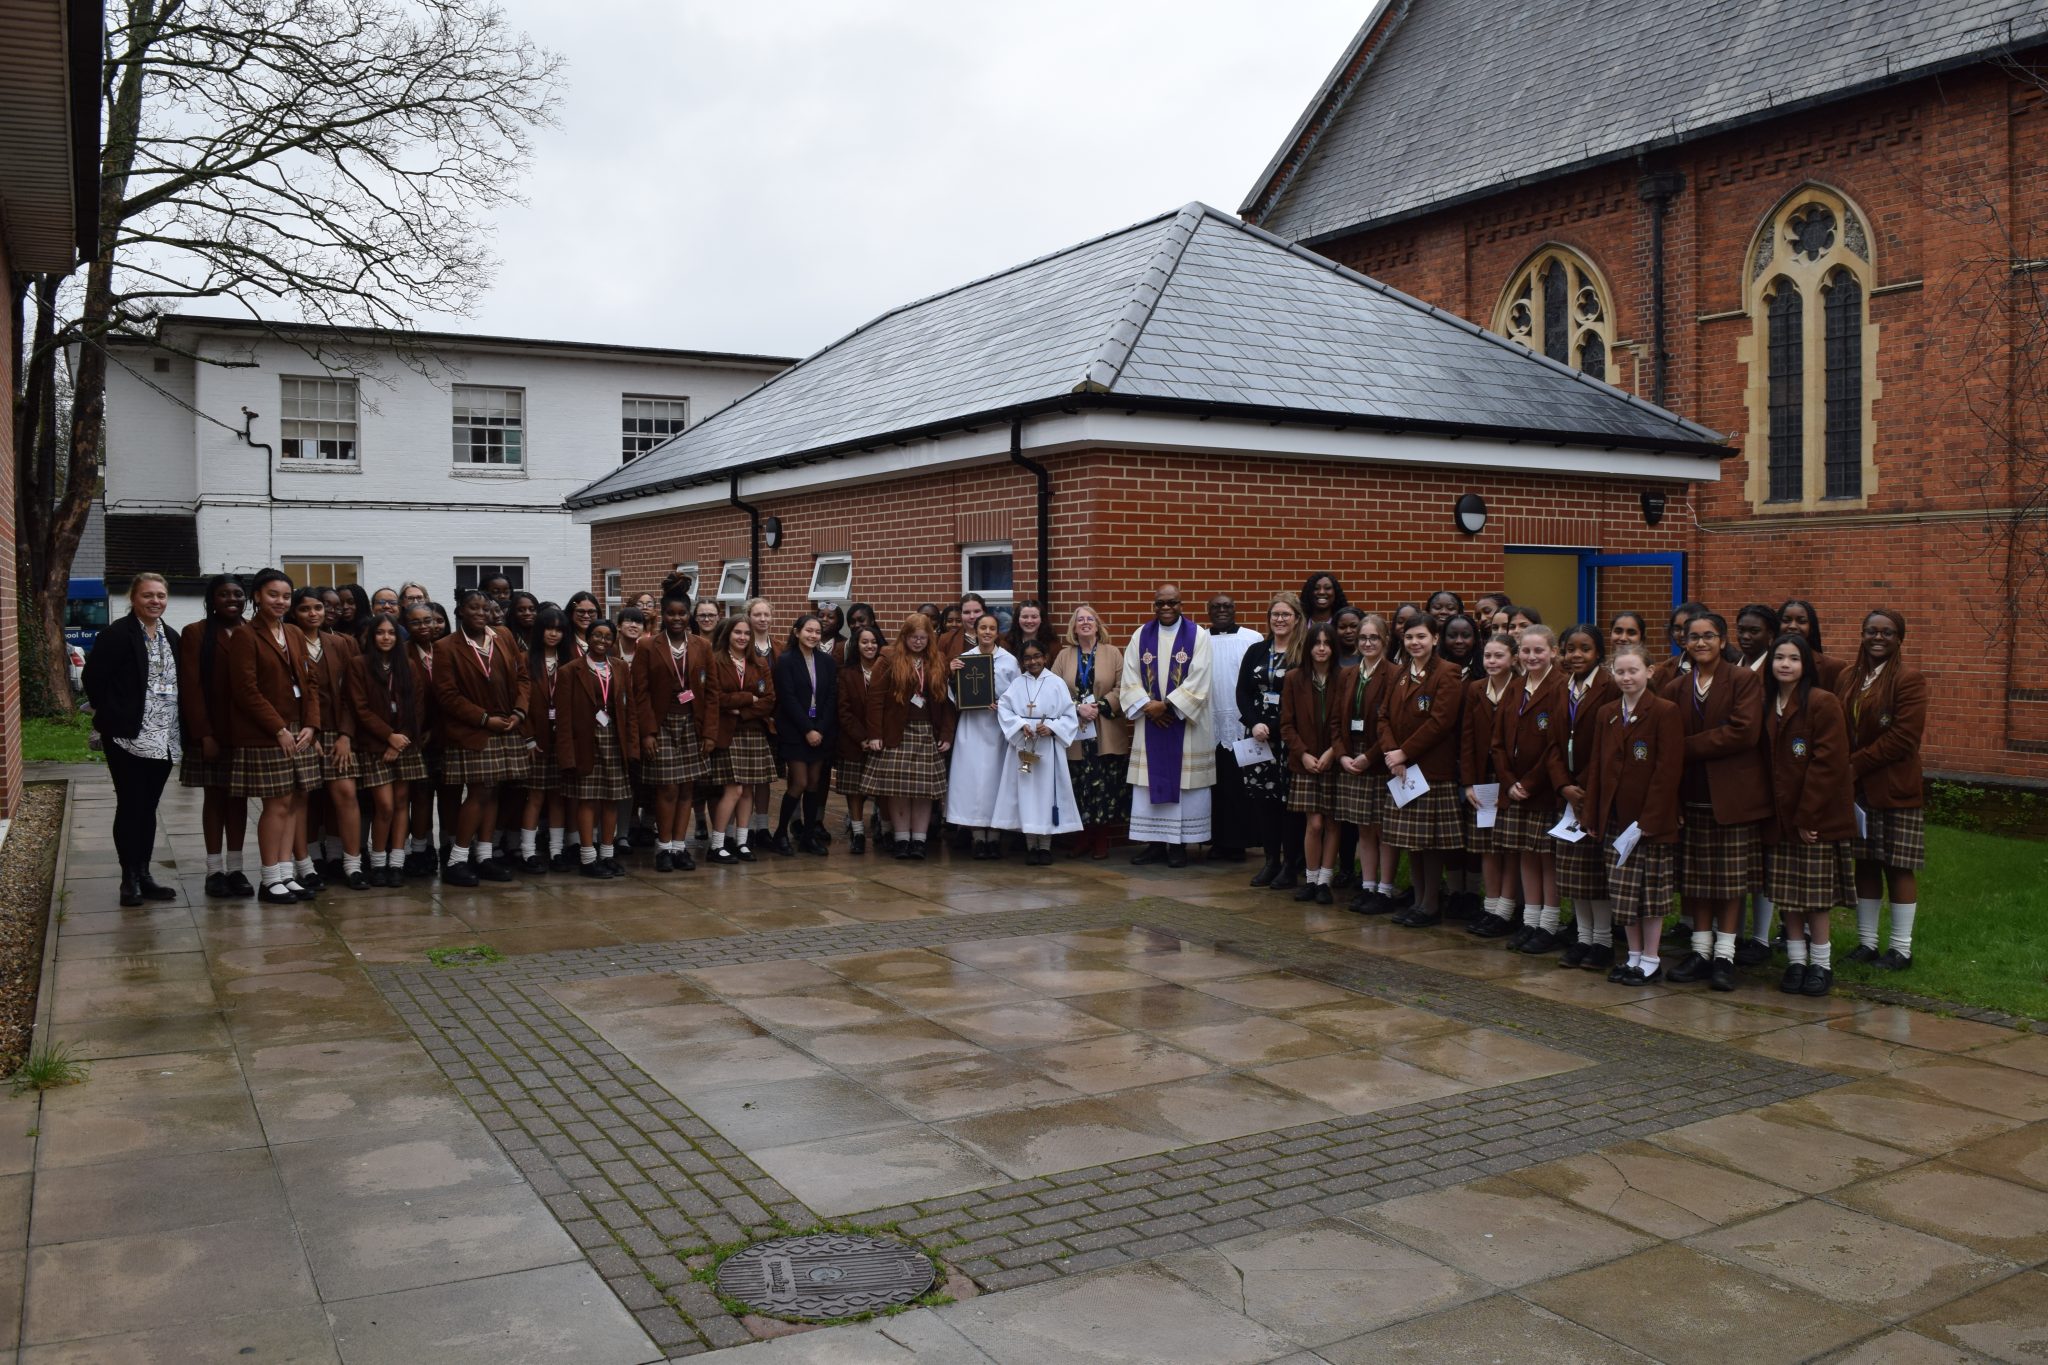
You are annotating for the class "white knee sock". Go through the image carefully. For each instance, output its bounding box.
[1889,903,1916,956]
[1811,940,1833,969]
[343,853,362,874]
[1539,904,1561,933]
[369,849,387,869]
[1486,896,1512,921]
[1712,930,1736,963]
[206,852,225,875]
[1786,939,1808,965]
[549,828,565,856]
[446,844,470,866]
[519,828,537,858]
[1691,930,1713,959]
[1856,899,1882,950]
[1750,896,1776,944]
[579,844,598,864]
[224,848,244,872]
[294,856,315,879]
[1588,900,1614,947]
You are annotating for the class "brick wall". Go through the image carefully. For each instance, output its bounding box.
[590,447,1690,651]
[1306,59,2048,783]
[0,230,24,821]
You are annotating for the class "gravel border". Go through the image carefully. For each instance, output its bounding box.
[0,783,64,1072]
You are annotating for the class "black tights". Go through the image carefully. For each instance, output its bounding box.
[1254,799,1306,869]
[105,745,173,877]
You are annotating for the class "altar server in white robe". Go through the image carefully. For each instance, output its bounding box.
[1122,584,1216,867]
[1205,593,1262,862]
[994,640,1081,863]
[946,612,1020,859]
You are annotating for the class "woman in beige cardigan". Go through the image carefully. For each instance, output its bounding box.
[1049,604,1132,858]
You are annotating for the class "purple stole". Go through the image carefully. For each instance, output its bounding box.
[1138,616,1197,804]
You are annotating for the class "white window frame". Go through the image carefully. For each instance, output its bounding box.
[279,376,360,463]
[604,568,625,615]
[807,553,852,603]
[621,394,690,463]
[716,560,752,607]
[451,385,525,468]
[281,557,363,590]
[961,541,1015,611]
[453,560,527,595]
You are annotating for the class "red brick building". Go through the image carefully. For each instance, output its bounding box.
[1240,0,2048,783]
[1,0,100,826]
[573,205,1721,665]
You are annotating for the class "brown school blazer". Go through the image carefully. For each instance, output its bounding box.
[1337,661,1390,768]
[1584,692,1687,842]
[1836,660,1927,809]
[1658,661,1771,824]
[1811,651,1848,692]
[1280,665,1347,776]
[1460,677,1509,787]
[1764,687,1858,843]
[224,620,321,748]
[1548,669,1618,794]
[555,656,640,776]
[837,659,876,760]
[705,651,776,751]
[866,655,958,748]
[634,634,714,756]
[306,633,359,741]
[524,656,568,758]
[177,620,238,753]
[432,627,530,752]
[1376,657,1465,783]
[1491,669,1566,802]
[349,652,431,752]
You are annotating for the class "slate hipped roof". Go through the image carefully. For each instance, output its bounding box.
[569,204,1721,509]
[1247,0,2048,242]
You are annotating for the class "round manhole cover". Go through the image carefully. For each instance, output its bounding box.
[715,1233,936,1319]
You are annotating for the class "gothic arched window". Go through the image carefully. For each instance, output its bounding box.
[1493,246,1616,383]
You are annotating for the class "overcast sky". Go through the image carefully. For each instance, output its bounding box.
[426,0,1365,359]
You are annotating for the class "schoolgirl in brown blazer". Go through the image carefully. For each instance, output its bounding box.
[635,594,714,872]
[1837,608,1926,969]
[558,619,639,877]
[516,607,575,874]
[1778,599,1846,691]
[1492,625,1567,952]
[1657,610,1769,990]
[292,588,365,890]
[835,624,885,853]
[1584,642,1685,983]
[432,589,531,887]
[1376,614,1466,926]
[1336,615,1396,913]
[180,573,251,898]
[1764,633,1858,996]
[350,612,431,886]
[1280,624,1345,904]
[400,600,448,877]
[226,568,323,905]
[1549,624,1619,969]
[706,615,777,863]
[865,612,957,859]
[1460,632,1517,936]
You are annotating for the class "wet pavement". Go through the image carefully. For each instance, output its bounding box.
[11,763,2047,1362]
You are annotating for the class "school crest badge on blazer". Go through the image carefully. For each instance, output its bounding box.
[1879,712,1892,727]
[1631,739,1649,761]
[1535,713,1550,730]
[1417,695,1431,711]
[1792,739,1809,758]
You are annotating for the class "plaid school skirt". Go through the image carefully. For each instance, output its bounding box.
[228,744,322,799]
[524,745,562,793]
[863,716,947,800]
[565,726,631,802]
[1463,799,1498,854]
[179,753,231,789]
[1855,805,1926,871]
[708,727,776,787]
[836,752,870,798]
[1606,837,1676,924]
[1384,782,1464,851]
[1678,802,1763,899]
[643,711,710,785]
[1285,767,1337,815]
[442,733,529,789]
[1332,768,1384,828]
[317,729,358,783]
[1558,835,1608,903]
[1496,797,1557,853]
[1766,839,1857,913]
[357,746,428,790]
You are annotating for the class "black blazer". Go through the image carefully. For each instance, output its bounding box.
[772,647,838,759]
[82,613,174,741]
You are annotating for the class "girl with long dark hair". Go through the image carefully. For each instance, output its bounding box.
[1764,632,1858,995]
[517,606,576,872]
[350,613,429,886]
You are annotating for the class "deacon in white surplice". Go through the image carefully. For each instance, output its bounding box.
[945,613,1020,859]
[1121,584,1215,867]
[993,641,1081,862]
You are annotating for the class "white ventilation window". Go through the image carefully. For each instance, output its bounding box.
[716,560,752,607]
[622,395,689,462]
[452,385,524,465]
[280,377,359,461]
[961,542,1014,607]
[453,561,526,593]
[808,554,852,603]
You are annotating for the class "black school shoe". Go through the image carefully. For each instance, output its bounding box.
[1845,943,1881,965]
[1802,964,1834,995]
[769,832,796,857]
[1607,960,1633,983]
[226,871,256,897]
[1580,943,1614,972]
[298,869,326,893]
[849,832,866,854]
[345,869,370,891]
[1249,858,1281,888]
[1668,952,1712,984]
[1734,938,1772,967]
[1516,928,1557,955]
[602,859,623,878]
[1559,940,1591,968]
[1709,957,1737,992]
[205,872,233,899]
[1877,948,1913,971]
[735,845,756,862]
[441,862,479,887]
[579,860,607,878]
[711,846,737,865]
[1166,846,1188,868]
[654,850,673,873]
[259,882,299,905]
[475,859,513,883]
[1294,882,1319,903]
[1471,915,1516,939]
[1779,963,1807,993]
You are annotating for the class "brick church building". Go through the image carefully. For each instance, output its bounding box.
[1240,0,2048,783]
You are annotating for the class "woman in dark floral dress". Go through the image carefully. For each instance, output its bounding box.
[1236,591,1305,889]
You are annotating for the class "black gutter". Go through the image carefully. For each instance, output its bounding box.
[729,473,761,594]
[568,390,1731,510]
[1637,170,1684,408]
[238,407,276,562]
[65,0,103,263]
[1007,415,1052,617]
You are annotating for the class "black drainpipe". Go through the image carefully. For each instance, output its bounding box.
[1636,170,1684,408]
[1007,415,1051,617]
[729,472,760,595]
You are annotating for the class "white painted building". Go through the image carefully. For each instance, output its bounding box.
[103,314,792,621]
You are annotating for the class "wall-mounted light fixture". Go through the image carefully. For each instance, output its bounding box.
[1641,491,1668,527]
[763,516,783,549]
[1453,493,1488,536]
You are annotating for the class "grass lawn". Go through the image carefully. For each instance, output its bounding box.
[1826,824,2048,1021]
[21,716,98,764]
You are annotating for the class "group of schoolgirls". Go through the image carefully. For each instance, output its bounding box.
[1266,580,1925,998]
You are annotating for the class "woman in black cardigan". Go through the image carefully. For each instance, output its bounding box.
[771,614,839,854]
[81,573,182,906]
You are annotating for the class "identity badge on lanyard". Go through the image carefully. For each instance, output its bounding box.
[594,668,612,728]
[672,648,694,709]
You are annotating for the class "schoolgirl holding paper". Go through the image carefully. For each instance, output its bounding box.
[1378,615,1465,927]
[1584,643,1684,983]
[1462,632,1517,937]
[1551,624,1618,969]
[1492,624,1565,953]
[349,613,430,886]
[1280,623,1345,903]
